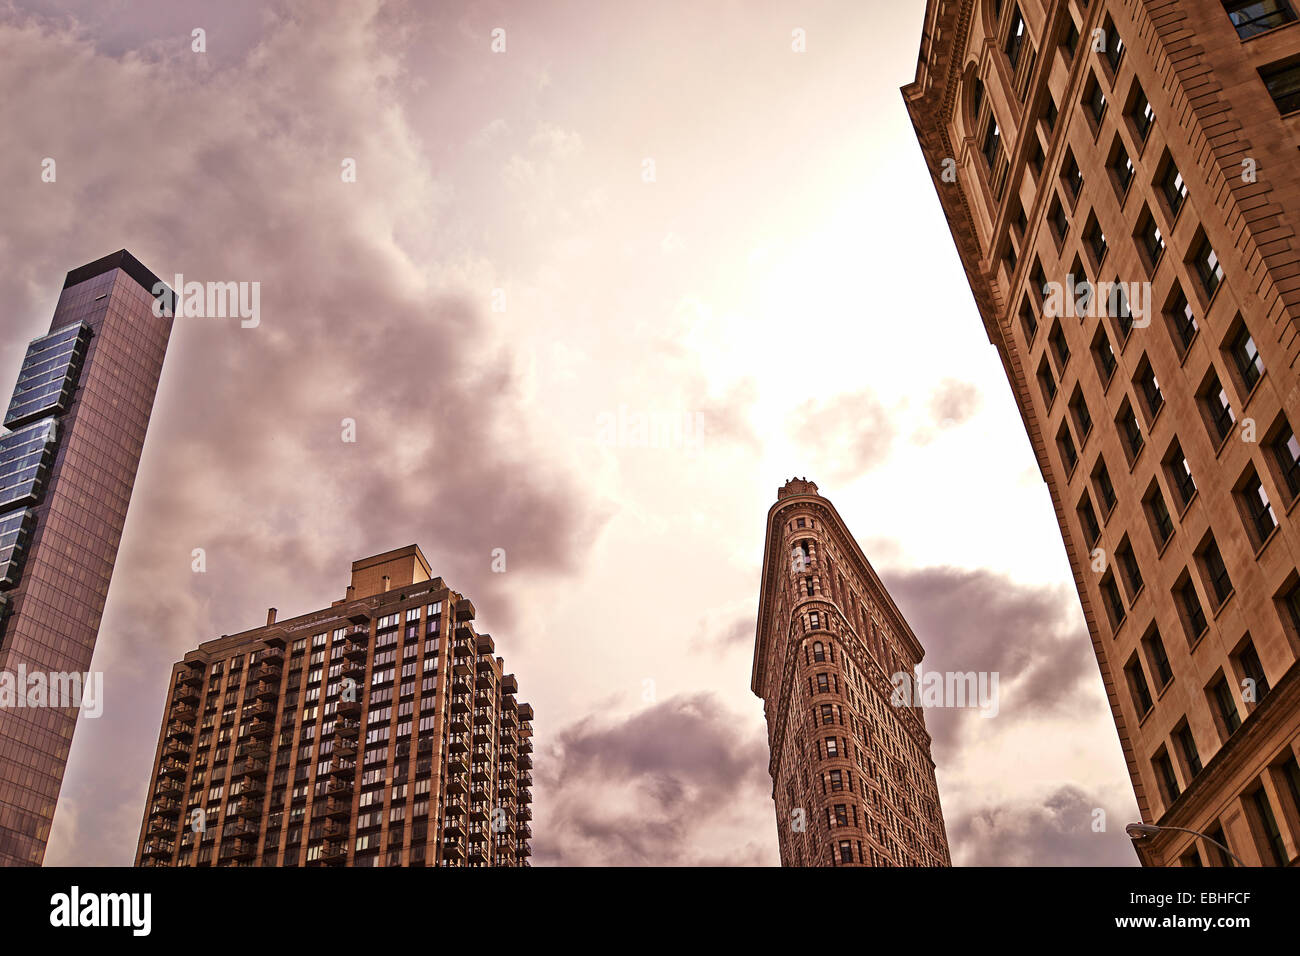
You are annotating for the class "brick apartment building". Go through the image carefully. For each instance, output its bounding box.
[904,0,1300,865]
[135,545,533,867]
[752,479,952,866]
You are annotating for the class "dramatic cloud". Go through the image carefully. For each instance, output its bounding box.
[534,694,775,866]
[879,565,1096,761]
[947,786,1139,866]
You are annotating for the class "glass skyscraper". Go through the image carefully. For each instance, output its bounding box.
[0,250,174,865]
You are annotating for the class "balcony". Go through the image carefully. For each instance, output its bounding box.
[165,720,194,741]
[224,821,259,840]
[162,739,189,761]
[334,717,361,739]
[235,798,262,820]
[519,824,532,839]
[241,777,266,798]
[325,796,352,819]
[517,703,534,722]
[253,680,279,700]
[320,841,348,864]
[329,759,356,779]
[171,685,199,706]
[159,757,187,779]
[518,721,533,738]
[339,659,365,682]
[150,797,181,818]
[342,640,367,661]
[247,717,273,739]
[500,674,518,695]
[455,598,476,622]
[517,773,533,790]
[178,666,204,688]
[250,659,281,684]
[470,763,489,782]
[517,840,532,857]
[518,753,532,771]
[346,616,370,634]
[326,778,353,797]
[500,694,517,712]
[475,634,494,655]
[219,838,256,862]
[447,755,469,776]
[473,724,492,745]
[235,757,269,778]
[170,702,198,724]
[443,817,464,837]
[450,695,470,714]
[442,838,466,861]
[141,840,174,860]
[334,737,357,759]
[155,778,184,800]
[444,794,466,815]
[499,712,516,730]
[453,657,472,677]
[476,656,494,675]
[517,806,532,821]
[245,702,275,721]
[337,699,362,719]
[236,738,269,759]
[448,734,469,754]
[445,777,467,796]
[147,817,176,838]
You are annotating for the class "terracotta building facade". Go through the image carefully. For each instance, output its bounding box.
[904,0,1300,865]
[0,250,174,866]
[752,479,952,866]
[134,545,533,867]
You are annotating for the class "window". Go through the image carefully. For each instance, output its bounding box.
[1061,19,1080,58]
[1118,401,1144,463]
[1154,749,1180,804]
[825,736,839,758]
[1135,358,1164,421]
[1085,215,1108,265]
[1175,721,1202,777]
[1005,5,1027,69]
[1093,458,1117,513]
[1103,572,1127,629]
[1125,653,1152,713]
[981,119,1001,170]
[1178,574,1208,643]
[1129,82,1155,139]
[1078,493,1102,545]
[1144,626,1174,687]
[1210,672,1242,737]
[1161,157,1188,216]
[1165,439,1197,508]
[1145,481,1175,548]
[1191,232,1225,298]
[1206,824,1235,867]
[838,840,853,863]
[1235,637,1271,702]
[1070,387,1093,439]
[1111,280,1133,339]
[1250,786,1288,865]
[1050,321,1071,369]
[1165,286,1199,354]
[1049,196,1069,242]
[1202,370,1236,443]
[1038,357,1058,406]
[1239,468,1278,545]
[829,769,844,791]
[1019,298,1039,343]
[1109,136,1134,194]
[1058,422,1079,473]
[1092,326,1117,383]
[1228,324,1264,391]
[1138,212,1166,267]
[1085,74,1108,125]
[1062,150,1083,200]
[1117,536,1144,599]
[1041,93,1059,131]
[1200,535,1234,606]
[1260,57,1300,114]
[1225,0,1297,39]
[1103,19,1126,70]
[1282,756,1300,829]
[1270,420,1300,500]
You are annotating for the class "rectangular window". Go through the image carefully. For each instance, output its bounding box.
[1229,325,1264,391]
[1179,575,1208,643]
[1251,787,1288,865]
[1166,440,1197,508]
[1176,722,1202,777]
[1161,159,1188,216]
[1240,469,1278,544]
[1201,537,1234,606]
[1272,423,1300,500]
[1126,654,1153,713]
[1103,572,1127,629]
[1154,750,1181,804]
[1211,674,1243,737]
[1261,57,1300,114]
[1117,537,1144,599]
[1166,287,1198,353]
[1130,83,1155,139]
[1226,0,1297,39]
[1005,5,1027,68]
[1236,639,1271,701]
[1192,233,1225,298]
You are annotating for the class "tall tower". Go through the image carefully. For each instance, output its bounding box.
[134,545,534,867]
[0,250,174,866]
[904,1,1300,865]
[752,479,952,867]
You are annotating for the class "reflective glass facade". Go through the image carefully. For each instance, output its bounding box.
[0,250,174,866]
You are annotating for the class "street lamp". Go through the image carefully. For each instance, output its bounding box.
[1125,823,1249,867]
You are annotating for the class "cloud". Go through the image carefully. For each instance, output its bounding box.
[0,0,600,863]
[789,389,896,481]
[533,694,776,865]
[878,565,1095,762]
[929,377,982,426]
[947,785,1139,866]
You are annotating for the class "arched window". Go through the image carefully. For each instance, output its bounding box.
[813,641,825,663]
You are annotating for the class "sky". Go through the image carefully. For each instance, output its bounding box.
[0,0,1141,866]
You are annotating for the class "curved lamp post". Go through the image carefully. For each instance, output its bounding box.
[1125,822,1249,867]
